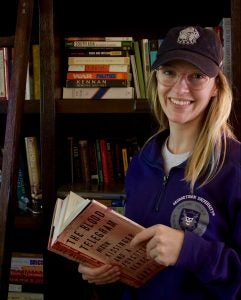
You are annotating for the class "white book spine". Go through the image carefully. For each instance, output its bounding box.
[0,48,7,99]
[220,18,232,83]
[130,55,141,98]
[68,56,130,65]
[62,87,134,99]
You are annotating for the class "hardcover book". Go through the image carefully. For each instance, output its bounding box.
[48,191,165,287]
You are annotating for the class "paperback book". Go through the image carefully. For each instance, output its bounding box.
[62,87,134,99]
[48,191,165,287]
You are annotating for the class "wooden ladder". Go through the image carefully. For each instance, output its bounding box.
[0,0,34,299]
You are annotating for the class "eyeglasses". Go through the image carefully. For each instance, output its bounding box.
[155,66,211,90]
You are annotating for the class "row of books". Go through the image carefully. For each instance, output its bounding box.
[0,135,139,216]
[0,19,231,102]
[62,19,232,100]
[0,44,40,101]
[18,136,42,214]
[0,136,42,215]
[62,137,140,189]
[8,252,44,300]
[10,252,43,285]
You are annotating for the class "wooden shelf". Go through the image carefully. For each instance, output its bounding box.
[56,99,150,114]
[0,100,40,114]
[56,99,135,113]
[0,36,14,47]
[14,214,43,230]
[0,100,150,114]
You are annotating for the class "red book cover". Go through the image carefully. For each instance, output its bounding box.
[48,192,165,288]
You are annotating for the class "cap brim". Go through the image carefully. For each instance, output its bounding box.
[151,49,219,77]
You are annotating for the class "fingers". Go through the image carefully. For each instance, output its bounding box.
[78,264,121,285]
[130,227,156,247]
[130,225,185,266]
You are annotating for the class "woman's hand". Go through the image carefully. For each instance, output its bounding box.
[130,224,184,266]
[78,264,121,285]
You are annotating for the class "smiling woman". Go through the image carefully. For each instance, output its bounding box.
[122,25,241,300]
[77,25,241,300]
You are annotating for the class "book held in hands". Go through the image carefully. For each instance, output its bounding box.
[48,191,164,287]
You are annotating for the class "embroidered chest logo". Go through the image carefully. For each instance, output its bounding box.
[170,195,215,236]
[179,208,200,231]
[177,27,200,45]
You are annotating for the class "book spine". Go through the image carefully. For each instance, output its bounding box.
[105,140,115,184]
[133,41,146,98]
[122,147,129,176]
[50,240,105,266]
[141,38,151,90]
[67,137,81,184]
[0,47,10,100]
[88,140,99,184]
[66,72,129,80]
[99,139,113,186]
[65,40,133,49]
[68,56,130,65]
[95,139,104,187]
[219,18,232,82]
[68,64,130,72]
[65,36,133,41]
[65,79,130,88]
[17,152,31,213]
[32,44,40,100]
[8,292,44,300]
[0,48,5,99]
[24,137,42,213]
[149,39,160,66]
[67,50,129,57]
[130,54,141,98]
[78,140,91,187]
[62,87,134,99]
[112,140,124,182]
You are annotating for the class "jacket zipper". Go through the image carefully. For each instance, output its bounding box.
[155,174,168,211]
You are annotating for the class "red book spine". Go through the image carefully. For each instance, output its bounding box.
[66,71,129,80]
[99,139,110,186]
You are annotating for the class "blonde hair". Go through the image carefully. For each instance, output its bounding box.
[147,70,235,191]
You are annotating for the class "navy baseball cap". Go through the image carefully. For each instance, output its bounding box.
[152,26,223,77]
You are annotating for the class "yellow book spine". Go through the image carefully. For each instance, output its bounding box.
[32,44,40,100]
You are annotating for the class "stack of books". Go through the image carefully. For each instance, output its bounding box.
[63,36,135,99]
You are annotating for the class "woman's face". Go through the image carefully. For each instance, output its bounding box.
[156,60,217,129]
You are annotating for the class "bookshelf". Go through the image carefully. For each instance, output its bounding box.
[0,0,240,299]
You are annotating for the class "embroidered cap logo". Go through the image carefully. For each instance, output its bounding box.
[177,27,200,45]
